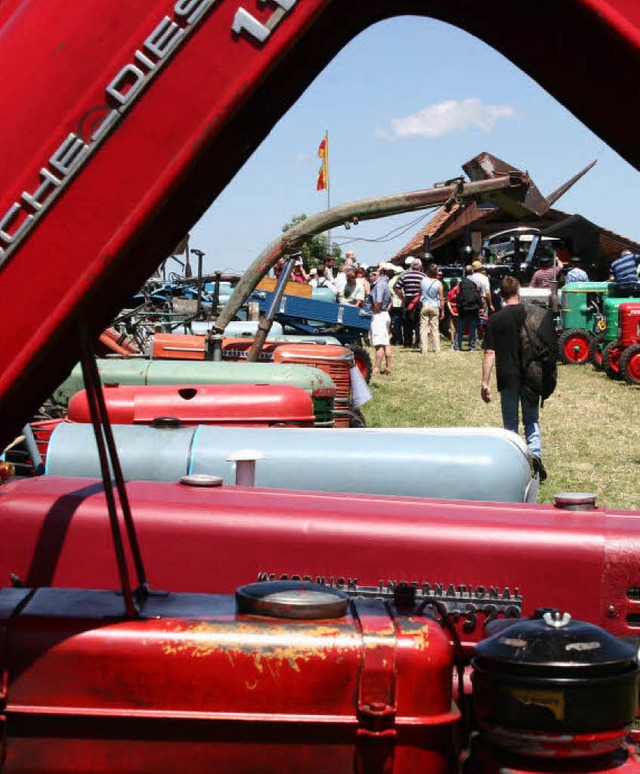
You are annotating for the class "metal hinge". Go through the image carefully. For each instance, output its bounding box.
[353,600,397,773]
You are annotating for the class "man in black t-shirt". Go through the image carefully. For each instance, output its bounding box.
[481,276,546,481]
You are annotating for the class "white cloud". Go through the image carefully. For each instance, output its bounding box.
[377,98,517,140]
[296,153,310,161]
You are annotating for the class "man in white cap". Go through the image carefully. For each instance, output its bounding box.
[388,263,405,345]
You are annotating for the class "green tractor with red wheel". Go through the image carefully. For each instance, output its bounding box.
[589,293,640,375]
[599,301,640,383]
[558,281,609,365]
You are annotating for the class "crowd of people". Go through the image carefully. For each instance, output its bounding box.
[274,244,634,362]
[272,246,639,483]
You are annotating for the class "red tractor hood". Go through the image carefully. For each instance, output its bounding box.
[0,0,638,446]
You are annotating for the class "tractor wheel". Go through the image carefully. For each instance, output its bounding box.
[349,344,373,383]
[620,344,640,385]
[558,329,592,365]
[589,333,606,371]
[348,407,367,428]
[602,341,624,380]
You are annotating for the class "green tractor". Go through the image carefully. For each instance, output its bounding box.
[558,281,609,365]
[590,293,640,373]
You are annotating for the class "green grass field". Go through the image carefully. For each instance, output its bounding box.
[361,346,640,509]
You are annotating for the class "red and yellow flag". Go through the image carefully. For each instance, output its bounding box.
[316,133,328,191]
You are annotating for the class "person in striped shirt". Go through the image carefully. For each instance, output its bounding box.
[394,257,426,348]
[610,249,640,292]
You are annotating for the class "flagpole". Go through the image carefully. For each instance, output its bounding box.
[325,129,331,258]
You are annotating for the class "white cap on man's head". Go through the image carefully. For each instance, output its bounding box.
[405,256,414,265]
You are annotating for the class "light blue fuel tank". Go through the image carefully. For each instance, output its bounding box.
[45,424,535,502]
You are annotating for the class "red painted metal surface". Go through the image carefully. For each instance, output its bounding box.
[0,587,458,773]
[152,332,207,360]
[619,303,640,347]
[0,1,638,447]
[2,475,640,652]
[67,383,316,426]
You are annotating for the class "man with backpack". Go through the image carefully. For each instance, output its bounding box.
[456,265,482,351]
[480,276,557,482]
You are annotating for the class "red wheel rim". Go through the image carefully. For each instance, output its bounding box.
[627,352,640,382]
[564,335,589,363]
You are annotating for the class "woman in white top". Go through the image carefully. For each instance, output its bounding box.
[419,263,445,354]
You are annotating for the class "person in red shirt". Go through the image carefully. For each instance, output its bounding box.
[290,257,308,283]
[446,278,460,350]
[530,256,556,289]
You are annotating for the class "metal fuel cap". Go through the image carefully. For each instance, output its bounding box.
[236,580,349,619]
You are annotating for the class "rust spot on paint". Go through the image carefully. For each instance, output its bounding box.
[157,620,359,683]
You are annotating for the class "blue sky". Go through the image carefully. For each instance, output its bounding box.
[190,15,640,274]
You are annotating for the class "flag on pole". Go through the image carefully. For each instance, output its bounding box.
[316,133,328,191]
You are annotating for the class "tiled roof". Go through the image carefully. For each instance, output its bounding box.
[391,204,461,263]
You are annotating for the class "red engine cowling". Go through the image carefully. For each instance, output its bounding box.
[618,303,640,348]
[67,383,316,427]
[2,476,640,652]
[0,583,458,773]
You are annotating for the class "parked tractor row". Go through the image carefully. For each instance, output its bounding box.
[554,281,640,385]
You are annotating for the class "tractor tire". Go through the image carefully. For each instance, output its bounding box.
[620,344,640,385]
[602,341,624,380]
[348,407,367,428]
[349,344,373,383]
[589,333,606,371]
[558,329,592,365]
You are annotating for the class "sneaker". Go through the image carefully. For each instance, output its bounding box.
[531,455,547,482]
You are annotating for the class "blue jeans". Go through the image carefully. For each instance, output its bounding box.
[500,388,542,457]
[457,313,479,350]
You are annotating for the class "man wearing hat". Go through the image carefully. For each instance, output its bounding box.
[470,259,494,319]
[388,262,405,345]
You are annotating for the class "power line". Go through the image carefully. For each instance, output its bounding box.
[332,206,438,246]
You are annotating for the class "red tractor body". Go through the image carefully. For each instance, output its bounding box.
[152,334,357,426]
[603,303,640,383]
[1,475,638,653]
[0,585,458,774]
[0,0,639,769]
[67,383,316,427]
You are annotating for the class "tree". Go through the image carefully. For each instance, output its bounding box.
[281,214,342,269]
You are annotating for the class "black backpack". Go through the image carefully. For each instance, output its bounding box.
[457,277,482,313]
[520,306,559,406]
